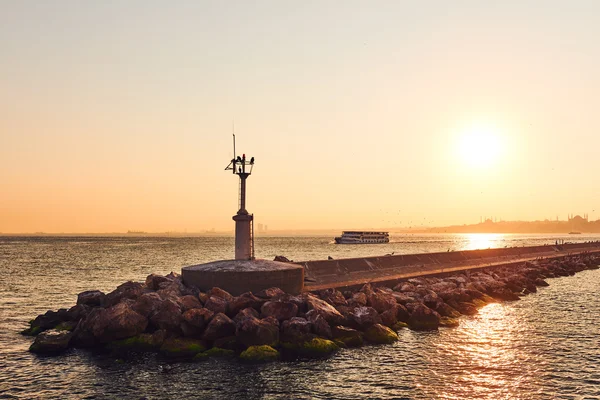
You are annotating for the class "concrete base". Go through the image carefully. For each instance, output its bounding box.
[182,259,304,295]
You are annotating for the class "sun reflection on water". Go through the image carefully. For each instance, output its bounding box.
[461,233,505,251]
[435,302,536,399]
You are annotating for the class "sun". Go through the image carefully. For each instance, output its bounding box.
[457,123,503,168]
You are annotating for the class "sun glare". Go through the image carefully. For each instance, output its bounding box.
[457,124,503,168]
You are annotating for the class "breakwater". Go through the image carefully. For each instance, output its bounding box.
[300,241,600,290]
[21,249,600,363]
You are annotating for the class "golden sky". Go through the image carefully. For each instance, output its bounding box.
[1,1,599,233]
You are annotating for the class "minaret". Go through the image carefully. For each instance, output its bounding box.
[225,135,255,260]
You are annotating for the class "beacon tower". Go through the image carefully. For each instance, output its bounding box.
[225,135,255,260]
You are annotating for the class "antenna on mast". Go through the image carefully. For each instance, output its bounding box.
[232,120,236,160]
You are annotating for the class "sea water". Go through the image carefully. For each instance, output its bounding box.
[1,234,599,399]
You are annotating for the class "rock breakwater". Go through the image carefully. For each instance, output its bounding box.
[22,254,599,362]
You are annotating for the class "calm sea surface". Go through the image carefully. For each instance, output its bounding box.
[1,233,599,399]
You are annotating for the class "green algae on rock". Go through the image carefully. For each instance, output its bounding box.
[364,324,398,344]
[194,347,235,360]
[159,338,206,357]
[239,345,280,362]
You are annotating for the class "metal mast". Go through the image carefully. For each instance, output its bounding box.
[225,134,255,260]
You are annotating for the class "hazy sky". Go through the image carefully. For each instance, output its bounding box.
[1,1,599,233]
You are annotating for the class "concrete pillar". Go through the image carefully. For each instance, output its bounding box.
[233,212,253,260]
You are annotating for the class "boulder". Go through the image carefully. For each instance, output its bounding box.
[434,302,461,318]
[235,315,279,347]
[364,324,398,344]
[29,329,73,353]
[207,287,234,302]
[149,299,182,332]
[395,303,410,322]
[182,308,214,329]
[204,296,229,315]
[348,292,368,307]
[202,313,236,341]
[131,292,164,318]
[380,307,398,328]
[350,306,381,329]
[239,345,279,362]
[256,287,285,299]
[318,289,348,306]
[407,304,440,331]
[331,326,363,347]
[229,292,264,316]
[233,307,260,324]
[92,303,148,343]
[280,317,313,343]
[66,304,91,322]
[104,281,146,307]
[298,338,339,357]
[305,294,344,325]
[273,255,291,262]
[177,295,202,312]
[261,301,298,321]
[145,274,172,290]
[306,312,332,339]
[77,290,106,307]
[21,309,70,336]
[71,308,103,347]
[390,292,417,306]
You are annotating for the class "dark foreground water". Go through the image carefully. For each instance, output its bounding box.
[1,234,599,399]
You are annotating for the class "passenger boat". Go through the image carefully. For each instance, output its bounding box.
[334,231,390,244]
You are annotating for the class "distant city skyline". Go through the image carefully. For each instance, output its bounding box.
[2,1,599,233]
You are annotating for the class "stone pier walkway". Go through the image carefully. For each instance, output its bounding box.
[302,243,600,291]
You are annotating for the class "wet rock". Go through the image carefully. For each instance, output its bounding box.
[298,338,339,357]
[159,338,206,358]
[204,296,229,315]
[439,317,460,328]
[240,345,279,362]
[145,274,172,290]
[149,299,182,332]
[229,292,264,316]
[71,308,103,347]
[202,313,236,341]
[194,347,235,360]
[434,302,461,318]
[305,294,344,325]
[261,301,298,321]
[407,304,440,331]
[108,330,166,352]
[364,324,398,344]
[350,306,381,329]
[331,326,363,347]
[235,315,279,347]
[177,295,202,312]
[22,309,70,336]
[77,290,106,307]
[131,292,163,319]
[453,302,478,315]
[92,303,148,343]
[29,329,73,353]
